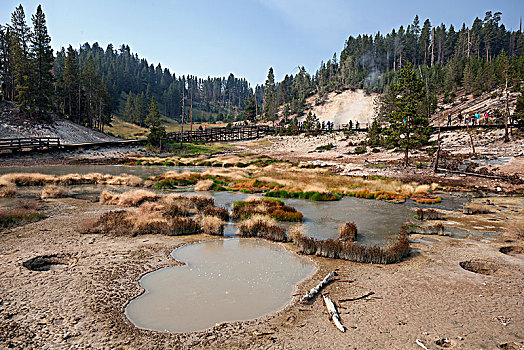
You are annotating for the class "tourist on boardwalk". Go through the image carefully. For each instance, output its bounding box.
[485,112,489,125]
[447,114,452,126]
[349,120,353,129]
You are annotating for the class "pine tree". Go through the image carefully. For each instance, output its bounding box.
[63,45,79,118]
[384,62,431,166]
[304,111,319,135]
[30,5,54,120]
[0,25,13,100]
[263,67,276,123]
[96,76,112,131]
[514,91,524,129]
[145,97,165,147]
[124,91,134,121]
[244,92,256,122]
[10,4,33,114]
[82,55,99,127]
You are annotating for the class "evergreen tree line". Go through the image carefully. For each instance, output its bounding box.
[0,4,258,130]
[264,11,524,120]
[61,43,255,125]
[0,4,113,130]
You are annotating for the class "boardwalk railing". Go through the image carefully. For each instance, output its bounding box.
[0,137,60,152]
[165,125,274,143]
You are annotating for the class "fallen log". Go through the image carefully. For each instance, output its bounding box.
[322,294,345,332]
[299,271,336,303]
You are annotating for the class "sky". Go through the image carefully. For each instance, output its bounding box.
[1,0,523,86]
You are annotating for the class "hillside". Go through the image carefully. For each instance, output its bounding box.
[301,89,378,126]
[0,101,119,144]
[294,84,520,128]
[433,87,520,125]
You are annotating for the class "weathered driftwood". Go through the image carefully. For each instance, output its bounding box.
[322,294,345,332]
[299,271,336,303]
[415,339,429,350]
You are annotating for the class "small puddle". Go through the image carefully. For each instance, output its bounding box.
[125,238,315,333]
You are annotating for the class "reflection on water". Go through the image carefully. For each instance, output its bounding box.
[125,238,315,332]
[187,191,414,245]
[283,197,413,246]
[0,165,206,177]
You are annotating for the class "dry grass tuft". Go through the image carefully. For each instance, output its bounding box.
[0,183,17,198]
[238,214,288,241]
[416,208,445,220]
[0,173,54,186]
[100,190,160,207]
[338,222,357,241]
[201,215,225,236]
[40,185,69,199]
[82,209,202,236]
[194,179,214,191]
[232,197,302,222]
[202,206,229,221]
[0,172,144,187]
[291,230,409,264]
[84,192,225,237]
[159,194,197,217]
[463,203,492,215]
[0,201,46,229]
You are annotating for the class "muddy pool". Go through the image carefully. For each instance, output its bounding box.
[125,238,315,333]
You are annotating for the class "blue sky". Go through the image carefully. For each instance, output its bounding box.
[1,0,523,85]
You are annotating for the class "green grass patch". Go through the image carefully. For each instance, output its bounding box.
[315,143,334,151]
[265,190,341,201]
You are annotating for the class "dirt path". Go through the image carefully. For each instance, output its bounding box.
[1,196,523,349]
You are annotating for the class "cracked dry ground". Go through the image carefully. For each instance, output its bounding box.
[1,197,523,349]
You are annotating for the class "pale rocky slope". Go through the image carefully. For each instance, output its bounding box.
[300,89,378,127]
[0,101,119,144]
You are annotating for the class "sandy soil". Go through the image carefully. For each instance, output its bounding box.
[1,194,523,349]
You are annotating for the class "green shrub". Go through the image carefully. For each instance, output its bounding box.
[315,143,335,151]
[354,145,367,154]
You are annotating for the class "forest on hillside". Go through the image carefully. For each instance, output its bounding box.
[263,12,524,120]
[0,4,258,131]
[1,4,523,132]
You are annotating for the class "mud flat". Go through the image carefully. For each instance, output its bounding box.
[0,185,523,349]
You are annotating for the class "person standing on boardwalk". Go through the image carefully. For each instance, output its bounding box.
[447,114,452,126]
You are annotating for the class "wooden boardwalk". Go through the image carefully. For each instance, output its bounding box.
[165,125,274,142]
[0,137,60,153]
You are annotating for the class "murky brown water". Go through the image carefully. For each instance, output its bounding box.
[280,197,413,245]
[125,238,315,333]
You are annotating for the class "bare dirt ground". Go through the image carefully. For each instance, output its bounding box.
[1,195,523,349]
